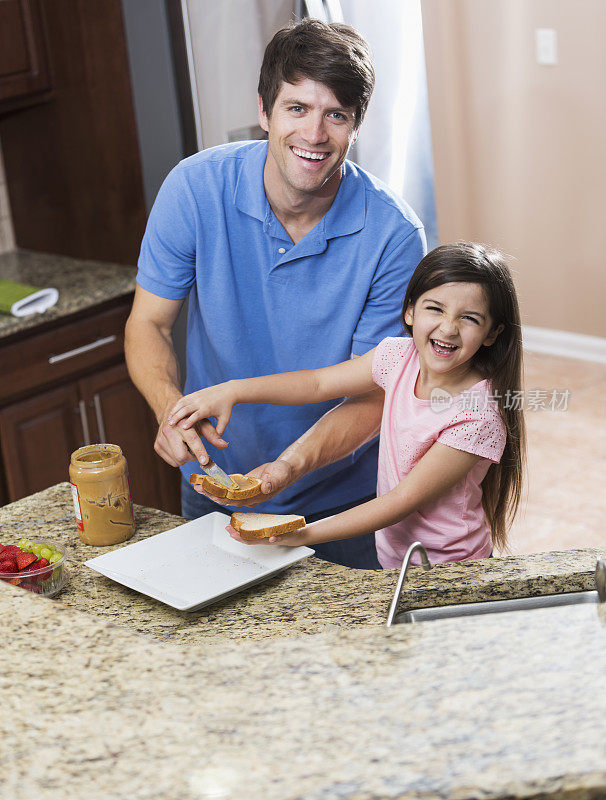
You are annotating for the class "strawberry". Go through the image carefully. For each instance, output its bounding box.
[16,551,37,571]
[35,557,52,580]
[0,559,17,574]
[3,545,21,555]
[20,570,41,587]
[20,580,41,593]
[8,577,22,586]
[0,544,6,554]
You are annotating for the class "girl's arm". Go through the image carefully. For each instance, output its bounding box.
[230,442,482,547]
[196,387,385,507]
[168,348,377,434]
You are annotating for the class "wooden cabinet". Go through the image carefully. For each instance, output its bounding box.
[77,363,178,513]
[0,0,146,265]
[0,384,82,499]
[0,299,181,513]
[0,0,52,111]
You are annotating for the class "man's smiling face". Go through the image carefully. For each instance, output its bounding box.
[258,77,358,200]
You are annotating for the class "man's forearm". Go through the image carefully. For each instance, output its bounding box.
[277,388,384,481]
[125,317,182,422]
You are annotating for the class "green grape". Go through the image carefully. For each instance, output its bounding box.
[18,538,29,549]
[40,547,52,560]
[49,552,62,564]
[30,544,42,556]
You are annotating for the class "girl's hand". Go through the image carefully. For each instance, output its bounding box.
[167,381,237,437]
[226,524,314,548]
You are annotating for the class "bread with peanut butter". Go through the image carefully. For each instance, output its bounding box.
[230,512,306,540]
[189,472,262,500]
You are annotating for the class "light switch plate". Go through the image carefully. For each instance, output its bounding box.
[535,28,558,65]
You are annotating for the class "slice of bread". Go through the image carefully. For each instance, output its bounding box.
[230,512,306,540]
[189,473,262,500]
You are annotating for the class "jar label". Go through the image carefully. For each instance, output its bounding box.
[70,482,84,531]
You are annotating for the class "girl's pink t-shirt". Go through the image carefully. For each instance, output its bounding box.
[371,337,506,567]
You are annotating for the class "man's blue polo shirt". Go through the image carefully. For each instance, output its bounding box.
[137,140,425,515]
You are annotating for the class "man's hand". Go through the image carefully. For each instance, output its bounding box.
[155,401,229,468]
[192,458,296,506]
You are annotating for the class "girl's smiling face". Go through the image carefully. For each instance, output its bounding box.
[404,282,503,383]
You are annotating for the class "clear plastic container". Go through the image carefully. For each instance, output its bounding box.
[0,540,69,597]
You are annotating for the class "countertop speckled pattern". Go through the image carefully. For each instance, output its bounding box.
[0,249,136,338]
[2,569,606,800]
[2,485,606,800]
[1,483,603,645]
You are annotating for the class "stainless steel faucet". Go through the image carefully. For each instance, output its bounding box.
[386,542,432,627]
[596,558,606,602]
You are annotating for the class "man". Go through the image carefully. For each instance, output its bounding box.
[125,19,426,569]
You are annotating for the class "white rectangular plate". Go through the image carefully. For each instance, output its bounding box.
[83,512,314,611]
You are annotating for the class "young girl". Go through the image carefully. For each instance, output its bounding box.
[168,242,525,564]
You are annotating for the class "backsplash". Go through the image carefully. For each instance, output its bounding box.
[0,143,15,254]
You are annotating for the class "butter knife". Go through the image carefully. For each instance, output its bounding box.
[200,459,238,490]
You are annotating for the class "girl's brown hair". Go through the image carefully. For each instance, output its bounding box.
[258,19,375,128]
[401,242,526,552]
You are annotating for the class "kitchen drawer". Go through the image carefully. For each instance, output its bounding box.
[0,303,130,403]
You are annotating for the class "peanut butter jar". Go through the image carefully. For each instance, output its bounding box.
[69,444,135,545]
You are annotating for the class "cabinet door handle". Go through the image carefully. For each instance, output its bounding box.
[49,335,117,365]
[78,400,91,445]
[93,393,107,442]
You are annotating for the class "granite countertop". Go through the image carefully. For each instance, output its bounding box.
[1,485,606,800]
[0,249,136,339]
[1,483,603,645]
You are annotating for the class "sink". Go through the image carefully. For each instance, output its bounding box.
[394,590,599,624]
[386,544,605,627]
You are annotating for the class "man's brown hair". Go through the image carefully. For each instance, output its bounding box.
[258,19,375,128]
